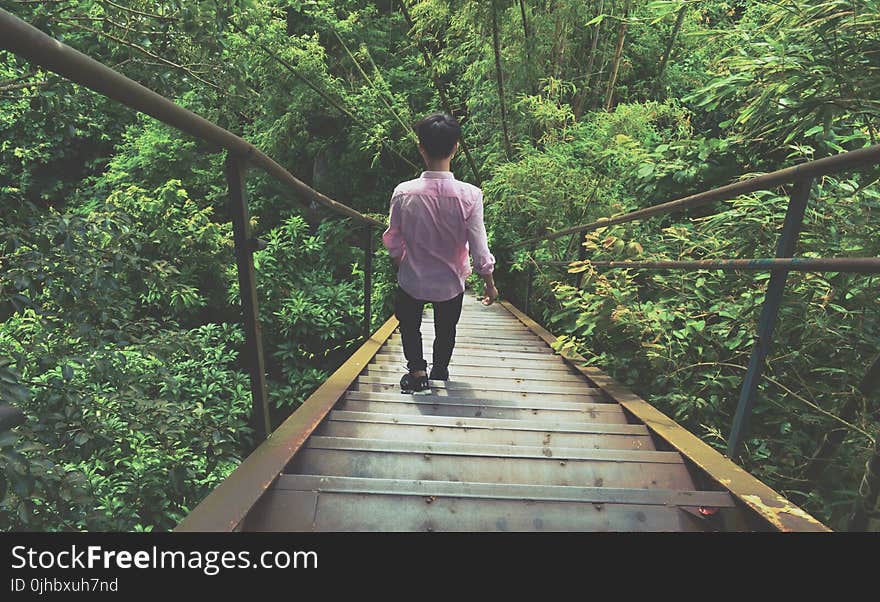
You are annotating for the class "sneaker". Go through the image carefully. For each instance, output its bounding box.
[400,372,430,395]
[428,366,449,381]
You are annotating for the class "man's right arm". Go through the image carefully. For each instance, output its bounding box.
[465,193,498,306]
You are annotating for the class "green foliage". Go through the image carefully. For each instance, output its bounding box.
[0,318,252,531]
[685,0,880,155]
[2,180,231,327]
[237,216,377,411]
[3,0,880,533]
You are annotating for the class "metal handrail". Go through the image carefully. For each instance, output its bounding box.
[540,257,880,273]
[513,143,880,250]
[512,147,880,458]
[0,8,390,441]
[0,9,385,228]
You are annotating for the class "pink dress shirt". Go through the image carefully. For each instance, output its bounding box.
[382,171,496,302]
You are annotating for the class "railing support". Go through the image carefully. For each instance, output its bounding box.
[363,226,374,340]
[227,153,271,443]
[727,177,813,458]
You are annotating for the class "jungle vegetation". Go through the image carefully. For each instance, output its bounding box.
[1,0,878,531]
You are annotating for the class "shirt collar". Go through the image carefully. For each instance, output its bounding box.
[421,170,455,180]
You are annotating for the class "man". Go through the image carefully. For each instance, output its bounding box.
[382,112,498,394]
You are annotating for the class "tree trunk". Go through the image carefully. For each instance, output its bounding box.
[652,4,687,98]
[549,1,570,80]
[573,0,605,120]
[603,2,630,112]
[491,0,514,160]
[518,0,537,95]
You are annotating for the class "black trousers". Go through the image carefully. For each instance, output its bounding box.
[394,287,464,372]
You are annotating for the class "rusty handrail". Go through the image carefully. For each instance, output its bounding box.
[0,8,385,228]
[513,143,880,249]
[512,146,880,460]
[540,257,880,273]
[0,8,390,445]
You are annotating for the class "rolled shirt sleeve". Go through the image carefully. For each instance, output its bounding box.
[382,195,406,263]
[466,193,495,276]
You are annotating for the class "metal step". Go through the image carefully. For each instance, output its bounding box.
[326,410,647,435]
[286,444,695,489]
[424,315,516,323]
[389,333,548,346]
[413,327,537,337]
[244,475,733,531]
[349,383,604,403]
[276,475,732,506]
[363,364,586,383]
[342,389,617,411]
[375,346,571,373]
[383,341,554,354]
[395,328,542,340]
[303,436,674,462]
[315,417,656,450]
[336,397,629,422]
[356,374,597,395]
[247,489,709,531]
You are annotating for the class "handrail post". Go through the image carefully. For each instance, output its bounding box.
[363,226,374,340]
[227,153,271,442]
[727,177,813,458]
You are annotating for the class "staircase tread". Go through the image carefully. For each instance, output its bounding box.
[303,435,683,463]
[273,475,736,507]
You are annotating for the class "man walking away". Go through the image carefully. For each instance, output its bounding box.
[382,112,498,394]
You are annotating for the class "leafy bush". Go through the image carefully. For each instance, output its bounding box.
[0,318,252,531]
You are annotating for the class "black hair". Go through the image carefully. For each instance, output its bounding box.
[414,112,461,159]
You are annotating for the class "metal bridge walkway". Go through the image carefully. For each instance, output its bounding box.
[236,296,735,531]
[178,295,827,532]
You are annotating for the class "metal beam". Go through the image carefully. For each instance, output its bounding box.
[227,155,271,442]
[538,257,880,273]
[727,178,813,458]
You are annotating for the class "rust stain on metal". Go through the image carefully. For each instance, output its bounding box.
[739,494,827,531]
